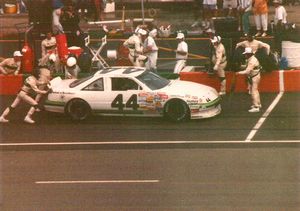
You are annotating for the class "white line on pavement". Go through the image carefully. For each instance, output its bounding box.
[245,92,284,142]
[1,139,300,147]
[36,180,160,184]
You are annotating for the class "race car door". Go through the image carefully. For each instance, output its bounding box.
[108,77,143,115]
[81,77,108,110]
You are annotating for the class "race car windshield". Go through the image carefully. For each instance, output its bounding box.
[69,75,94,88]
[136,71,170,90]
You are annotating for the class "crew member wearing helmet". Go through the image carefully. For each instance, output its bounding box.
[174,32,188,74]
[143,28,158,72]
[0,51,22,75]
[0,68,51,123]
[123,27,148,67]
[236,47,262,112]
[211,36,227,95]
[64,56,81,79]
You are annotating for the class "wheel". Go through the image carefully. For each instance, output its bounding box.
[66,99,91,121]
[164,100,190,122]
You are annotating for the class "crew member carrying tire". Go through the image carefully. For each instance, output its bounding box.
[64,56,81,79]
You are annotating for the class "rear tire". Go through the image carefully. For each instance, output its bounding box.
[66,99,91,121]
[164,99,190,122]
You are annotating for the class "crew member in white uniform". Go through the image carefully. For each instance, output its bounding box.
[0,51,22,75]
[39,32,60,72]
[174,32,188,74]
[237,47,262,112]
[41,32,57,58]
[235,33,269,94]
[211,36,227,95]
[0,68,51,123]
[143,29,158,72]
[123,28,148,67]
[236,33,270,55]
[64,57,81,79]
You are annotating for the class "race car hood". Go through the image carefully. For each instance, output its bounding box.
[50,77,76,92]
[160,79,219,99]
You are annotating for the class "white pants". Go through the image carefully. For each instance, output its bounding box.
[215,61,227,92]
[128,54,146,67]
[250,74,261,107]
[145,52,158,72]
[174,60,186,74]
[254,13,268,31]
[0,91,38,119]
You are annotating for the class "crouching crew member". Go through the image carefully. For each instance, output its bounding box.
[123,27,148,67]
[39,53,60,74]
[236,47,262,113]
[0,68,51,123]
[174,32,188,74]
[0,51,22,75]
[211,36,227,95]
[64,56,81,79]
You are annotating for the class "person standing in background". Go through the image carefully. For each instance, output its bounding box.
[238,0,252,36]
[93,0,104,21]
[211,36,227,95]
[52,0,64,35]
[236,47,262,112]
[252,0,268,37]
[174,32,188,74]
[143,29,158,73]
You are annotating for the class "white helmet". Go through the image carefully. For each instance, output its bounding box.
[49,53,56,62]
[176,32,185,39]
[66,57,77,67]
[138,29,147,35]
[211,36,221,44]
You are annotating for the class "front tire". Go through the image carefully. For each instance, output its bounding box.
[164,99,190,122]
[66,99,91,121]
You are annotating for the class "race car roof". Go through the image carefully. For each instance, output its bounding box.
[95,67,146,77]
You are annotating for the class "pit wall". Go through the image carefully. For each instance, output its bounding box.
[0,70,299,95]
[180,70,300,93]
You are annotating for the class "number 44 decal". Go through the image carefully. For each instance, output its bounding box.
[111,94,139,110]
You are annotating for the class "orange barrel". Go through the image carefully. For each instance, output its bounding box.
[68,46,83,58]
[55,33,69,62]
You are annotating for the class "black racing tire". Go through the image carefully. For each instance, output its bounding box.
[164,99,190,122]
[66,99,91,121]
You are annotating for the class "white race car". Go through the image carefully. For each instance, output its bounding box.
[45,67,221,122]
